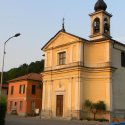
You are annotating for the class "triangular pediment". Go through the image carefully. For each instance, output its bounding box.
[42,31,85,50]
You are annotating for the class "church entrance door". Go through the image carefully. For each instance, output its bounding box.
[56,95,63,117]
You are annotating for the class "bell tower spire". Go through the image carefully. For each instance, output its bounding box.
[89,0,112,41]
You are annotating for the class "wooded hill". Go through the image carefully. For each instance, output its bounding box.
[0,60,44,84]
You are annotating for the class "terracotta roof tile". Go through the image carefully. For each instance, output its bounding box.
[8,73,42,83]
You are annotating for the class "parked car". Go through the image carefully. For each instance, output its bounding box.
[109,122,125,125]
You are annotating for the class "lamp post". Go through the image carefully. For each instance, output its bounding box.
[0,33,21,97]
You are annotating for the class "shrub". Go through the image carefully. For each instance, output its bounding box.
[0,96,7,125]
[84,100,106,120]
[95,118,109,122]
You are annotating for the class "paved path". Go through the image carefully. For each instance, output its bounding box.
[5,114,109,125]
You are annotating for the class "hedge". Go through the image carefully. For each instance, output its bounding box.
[0,97,7,125]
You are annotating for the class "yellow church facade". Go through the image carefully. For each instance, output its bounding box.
[41,0,125,120]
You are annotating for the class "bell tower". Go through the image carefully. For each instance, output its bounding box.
[89,0,112,40]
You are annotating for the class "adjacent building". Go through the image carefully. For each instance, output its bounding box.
[41,0,125,120]
[1,84,8,98]
[7,73,42,116]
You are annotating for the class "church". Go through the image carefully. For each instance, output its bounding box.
[41,0,125,120]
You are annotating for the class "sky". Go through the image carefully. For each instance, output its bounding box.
[0,0,125,71]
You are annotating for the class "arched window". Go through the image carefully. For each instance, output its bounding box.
[93,18,100,34]
[104,18,110,33]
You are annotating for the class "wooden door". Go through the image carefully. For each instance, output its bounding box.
[56,95,63,117]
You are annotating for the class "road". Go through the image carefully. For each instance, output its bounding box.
[5,114,109,125]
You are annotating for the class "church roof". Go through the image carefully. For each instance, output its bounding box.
[90,37,125,47]
[41,30,88,50]
[41,29,125,51]
[94,0,107,12]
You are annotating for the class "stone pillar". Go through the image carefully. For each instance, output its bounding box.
[79,42,83,64]
[48,81,53,117]
[73,77,81,119]
[42,82,46,110]
[41,81,53,118]
[110,72,114,122]
[41,81,46,118]
[67,78,72,118]
[70,46,73,63]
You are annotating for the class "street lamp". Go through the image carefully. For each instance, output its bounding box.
[0,33,21,97]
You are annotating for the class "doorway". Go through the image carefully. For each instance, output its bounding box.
[56,95,63,117]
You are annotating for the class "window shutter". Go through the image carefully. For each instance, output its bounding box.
[121,51,125,67]
[23,85,25,94]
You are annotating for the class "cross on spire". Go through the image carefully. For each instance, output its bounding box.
[61,18,65,32]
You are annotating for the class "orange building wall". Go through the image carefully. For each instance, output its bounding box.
[7,80,42,116]
[26,81,42,115]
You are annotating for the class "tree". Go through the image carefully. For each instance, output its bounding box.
[84,100,106,120]
[0,59,44,84]
[0,96,7,125]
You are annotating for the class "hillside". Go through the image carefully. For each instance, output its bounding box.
[0,60,44,84]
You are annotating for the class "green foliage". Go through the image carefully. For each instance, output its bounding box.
[37,82,43,89]
[1,60,44,84]
[86,117,109,122]
[96,101,106,111]
[84,99,93,110]
[0,96,7,125]
[0,96,7,104]
[84,100,106,120]
[95,118,109,122]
